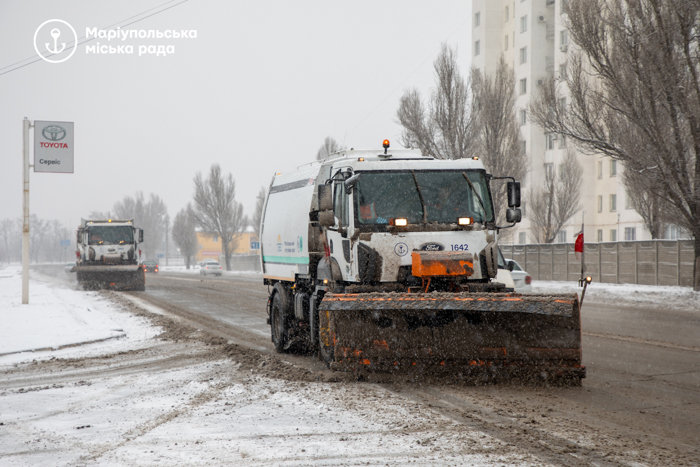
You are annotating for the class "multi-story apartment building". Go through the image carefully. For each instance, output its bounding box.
[472,0,650,244]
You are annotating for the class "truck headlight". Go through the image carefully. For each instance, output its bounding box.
[394,218,408,227]
[458,217,473,226]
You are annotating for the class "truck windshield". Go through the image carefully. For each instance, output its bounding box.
[88,226,134,245]
[354,170,494,226]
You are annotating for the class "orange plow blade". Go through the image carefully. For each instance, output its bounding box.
[318,292,585,381]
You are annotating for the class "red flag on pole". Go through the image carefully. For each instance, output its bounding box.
[574,231,584,254]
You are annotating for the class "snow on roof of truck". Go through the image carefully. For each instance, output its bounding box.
[269,149,487,189]
[80,219,134,227]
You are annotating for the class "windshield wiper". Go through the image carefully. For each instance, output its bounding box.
[461,172,488,222]
[410,171,428,223]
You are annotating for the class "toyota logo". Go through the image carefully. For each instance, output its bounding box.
[42,125,67,141]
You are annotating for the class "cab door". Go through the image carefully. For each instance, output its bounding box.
[325,175,355,281]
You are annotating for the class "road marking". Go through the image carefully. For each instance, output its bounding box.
[584,331,700,352]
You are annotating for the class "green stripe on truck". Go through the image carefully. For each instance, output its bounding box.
[263,256,310,264]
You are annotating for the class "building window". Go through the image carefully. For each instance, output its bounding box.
[597,160,603,179]
[474,12,480,27]
[610,229,617,242]
[609,194,617,212]
[559,134,567,149]
[521,200,526,217]
[519,232,527,244]
[520,15,528,33]
[610,159,617,176]
[559,62,567,79]
[560,30,569,51]
[505,5,509,21]
[521,140,527,154]
[597,229,603,242]
[520,78,527,95]
[624,227,636,241]
[557,230,567,243]
[666,225,680,239]
[625,193,633,210]
[544,162,554,177]
[597,195,603,213]
[474,40,480,56]
[546,134,555,150]
[505,34,509,51]
[520,109,527,125]
[519,46,527,64]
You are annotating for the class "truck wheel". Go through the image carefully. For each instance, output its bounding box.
[270,284,291,353]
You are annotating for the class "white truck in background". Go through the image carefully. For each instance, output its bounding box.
[75,219,146,291]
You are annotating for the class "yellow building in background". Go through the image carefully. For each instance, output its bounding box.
[195,231,260,263]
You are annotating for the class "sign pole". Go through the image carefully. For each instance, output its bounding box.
[22,117,31,304]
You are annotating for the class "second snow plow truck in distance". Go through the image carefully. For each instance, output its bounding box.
[75,219,146,291]
[260,141,584,383]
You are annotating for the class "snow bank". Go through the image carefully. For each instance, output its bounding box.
[0,265,159,366]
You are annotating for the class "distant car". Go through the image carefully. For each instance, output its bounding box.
[200,260,223,276]
[505,258,532,293]
[143,260,159,273]
[496,248,515,291]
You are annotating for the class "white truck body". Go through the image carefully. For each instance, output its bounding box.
[261,149,498,286]
[75,219,145,290]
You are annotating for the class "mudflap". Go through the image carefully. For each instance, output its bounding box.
[317,292,585,382]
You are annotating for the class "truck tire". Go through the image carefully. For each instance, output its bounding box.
[270,283,291,353]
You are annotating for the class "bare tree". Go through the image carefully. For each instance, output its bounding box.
[528,151,583,243]
[0,218,20,263]
[397,44,476,159]
[192,164,247,271]
[113,192,168,259]
[622,167,667,239]
[172,204,198,269]
[252,186,266,238]
[316,137,341,161]
[531,0,700,290]
[29,215,49,263]
[471,57,527,226]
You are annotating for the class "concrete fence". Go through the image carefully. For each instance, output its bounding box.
[500,240,695,287]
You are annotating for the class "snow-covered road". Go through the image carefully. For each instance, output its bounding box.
[0,265,698,465]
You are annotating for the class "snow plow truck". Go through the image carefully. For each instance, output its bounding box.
[260,141,584,382]
[75,219,146,291]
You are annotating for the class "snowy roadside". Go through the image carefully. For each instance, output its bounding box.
[532,279,700,312]
[0,265,159,366]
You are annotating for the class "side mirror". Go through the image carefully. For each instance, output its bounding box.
[507,260,515,272]
[344,173,360,193]
[507,181,521,207]
[318,184,333,211]
[506,208,522,223]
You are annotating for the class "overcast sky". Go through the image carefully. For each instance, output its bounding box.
[0,0,470,230]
